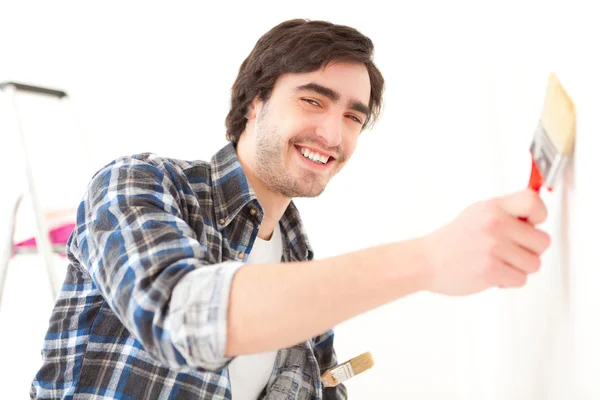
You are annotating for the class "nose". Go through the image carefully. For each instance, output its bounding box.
[315,113,343,147]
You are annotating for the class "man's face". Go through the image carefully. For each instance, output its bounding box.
[248,61,371,198]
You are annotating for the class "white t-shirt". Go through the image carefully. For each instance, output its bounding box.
[228,222,282,400]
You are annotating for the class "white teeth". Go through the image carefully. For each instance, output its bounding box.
[298,147,330,164]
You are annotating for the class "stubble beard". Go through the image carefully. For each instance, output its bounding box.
[254,112,329,199]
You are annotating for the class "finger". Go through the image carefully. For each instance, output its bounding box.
[499,216,551,255]
[490,240,542,274]
[487,260,528,288]
[498,189,548,224]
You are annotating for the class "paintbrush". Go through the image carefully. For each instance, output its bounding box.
[520,72,576,221]
[525,72,576,193]
[321,351,374,388]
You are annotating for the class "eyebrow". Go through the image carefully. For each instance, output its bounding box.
[295,82,370,117]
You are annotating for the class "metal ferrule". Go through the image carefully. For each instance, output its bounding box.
[330,362,355,385]
[529,119,569,189]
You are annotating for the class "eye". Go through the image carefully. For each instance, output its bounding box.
[302,98,321,107]
[346,114,363,124]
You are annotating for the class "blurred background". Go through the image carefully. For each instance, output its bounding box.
[1,0,599,398]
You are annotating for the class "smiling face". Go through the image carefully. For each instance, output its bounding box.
[237,61,372,199]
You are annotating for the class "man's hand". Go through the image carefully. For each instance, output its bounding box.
[421,189,551,296]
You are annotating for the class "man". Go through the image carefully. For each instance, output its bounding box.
[31,19,550,400]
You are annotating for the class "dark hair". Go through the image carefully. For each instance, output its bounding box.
[225,19,385,143]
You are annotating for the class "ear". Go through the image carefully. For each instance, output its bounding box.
[246,96,262,120]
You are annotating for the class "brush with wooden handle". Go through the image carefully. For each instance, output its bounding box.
[520,72,576,221]
[321,352,374,388]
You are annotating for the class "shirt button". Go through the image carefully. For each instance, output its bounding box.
[249,208,257,216]
[218,218,226,225]
[237,251,245,260]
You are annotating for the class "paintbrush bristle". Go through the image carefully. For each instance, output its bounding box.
[541,72,576,156]
[349,352,374,375]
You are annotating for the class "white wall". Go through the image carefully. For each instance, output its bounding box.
[1,0,599,398]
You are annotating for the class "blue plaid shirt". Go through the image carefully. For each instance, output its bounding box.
[31,142,347,400]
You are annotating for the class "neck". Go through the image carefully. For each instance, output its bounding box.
[252,184,289,241]
[235,143,290,241]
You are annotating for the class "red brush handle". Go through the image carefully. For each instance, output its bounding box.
[519,152,543,221]
[527,152,544,193]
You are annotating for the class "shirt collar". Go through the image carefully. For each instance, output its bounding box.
[210,142,314,261]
